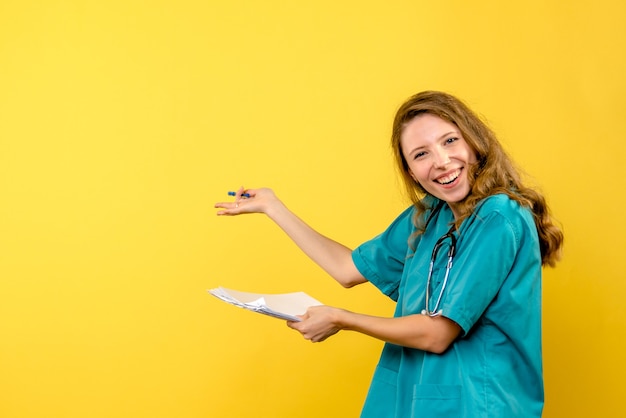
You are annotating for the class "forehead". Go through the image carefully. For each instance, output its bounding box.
[401,113,459,145]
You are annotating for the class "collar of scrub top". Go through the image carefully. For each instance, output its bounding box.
[421,224,457,317]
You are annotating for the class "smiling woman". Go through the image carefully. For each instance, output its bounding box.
[1,1,623,417]
[215,91,564,417]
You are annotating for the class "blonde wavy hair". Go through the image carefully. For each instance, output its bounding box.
[391,91,563,267]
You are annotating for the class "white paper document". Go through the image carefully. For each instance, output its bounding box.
[208,287,323,322]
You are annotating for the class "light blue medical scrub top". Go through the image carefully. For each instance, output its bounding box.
[352,194,543,418]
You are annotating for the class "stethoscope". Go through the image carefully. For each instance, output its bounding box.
[420,202,458,317]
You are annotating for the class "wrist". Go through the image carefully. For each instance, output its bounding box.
[264,197,287,219]
[334,308,351,331]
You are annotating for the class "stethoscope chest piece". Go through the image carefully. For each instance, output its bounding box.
[421,308,443,317]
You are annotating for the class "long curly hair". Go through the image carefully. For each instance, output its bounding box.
[391,91,563,267]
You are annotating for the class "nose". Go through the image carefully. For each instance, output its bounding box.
[433,148,451,168]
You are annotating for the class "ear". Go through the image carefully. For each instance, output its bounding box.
[408,169,417,182]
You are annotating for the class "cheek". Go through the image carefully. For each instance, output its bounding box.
[408,163,429,183]
[464,145,478,164]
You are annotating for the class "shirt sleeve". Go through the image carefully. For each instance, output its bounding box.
[352,206,416,301]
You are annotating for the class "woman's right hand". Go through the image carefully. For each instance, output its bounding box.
[215,185,366,288]
[214,186,279,216]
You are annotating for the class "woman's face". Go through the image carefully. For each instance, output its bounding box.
[400,113,477,218]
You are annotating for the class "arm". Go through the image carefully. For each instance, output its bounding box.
[215,187,367,288]
[287,305,461,354]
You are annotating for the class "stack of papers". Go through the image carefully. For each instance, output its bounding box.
[208,287,323,322]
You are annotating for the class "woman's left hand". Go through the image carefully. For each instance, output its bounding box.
[287,305,346,343]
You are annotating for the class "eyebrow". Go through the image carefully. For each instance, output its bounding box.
[437,130,459,142]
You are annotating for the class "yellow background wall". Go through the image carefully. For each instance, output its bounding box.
[1,1,624,417]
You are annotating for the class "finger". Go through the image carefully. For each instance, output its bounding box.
[286,321,305,334]
[236,186,246,200]
[289,314,306,327]
[214,201,241,216]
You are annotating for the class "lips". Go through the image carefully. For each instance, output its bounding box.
[435,169,461,185]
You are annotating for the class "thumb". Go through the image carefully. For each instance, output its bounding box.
[286,314,307,329]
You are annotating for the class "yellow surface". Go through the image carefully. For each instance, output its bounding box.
[1,1,624,417]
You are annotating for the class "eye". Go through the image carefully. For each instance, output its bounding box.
[444,136,458,145]
[413,151,426,160]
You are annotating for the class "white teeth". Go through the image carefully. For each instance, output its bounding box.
[436,169,460,184]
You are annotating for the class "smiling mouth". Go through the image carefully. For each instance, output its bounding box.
[435,169,461,185]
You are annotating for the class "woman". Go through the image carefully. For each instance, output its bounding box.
[215,91,563,417]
